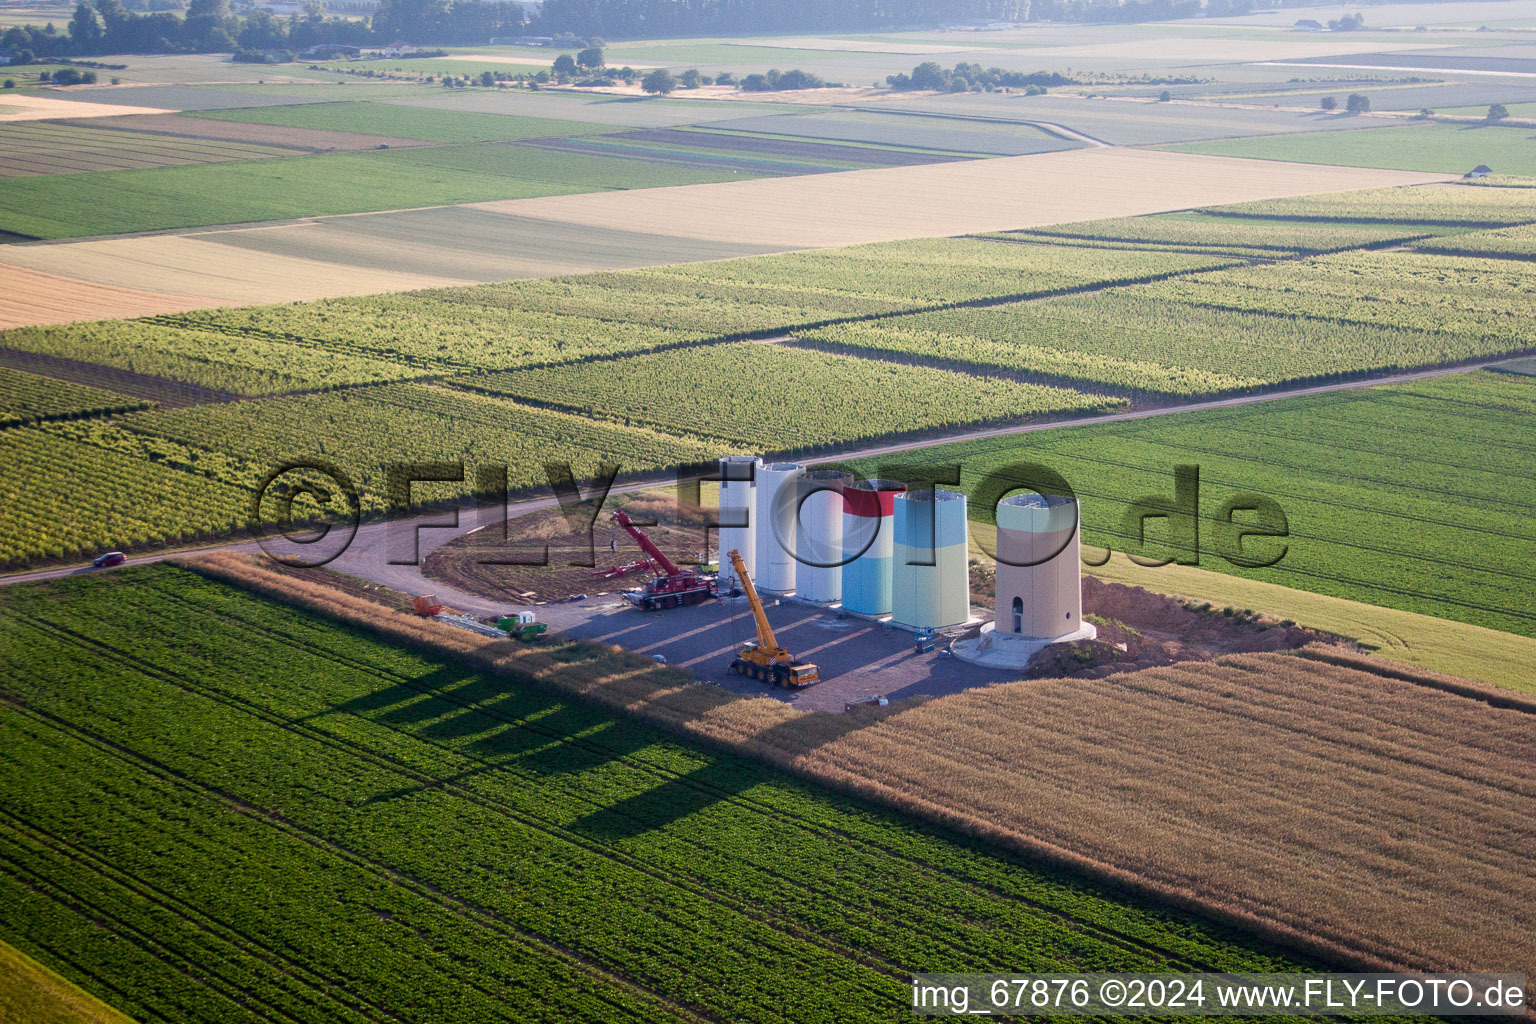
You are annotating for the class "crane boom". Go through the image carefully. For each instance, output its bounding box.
[729,549,779,655]
[726,548,819,688]
[611,510,682,577]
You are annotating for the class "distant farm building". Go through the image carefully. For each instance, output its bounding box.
[1293,19,1324,30]
[1466,164,1493,179]
[382,40,417,57]
[302,43,360,58]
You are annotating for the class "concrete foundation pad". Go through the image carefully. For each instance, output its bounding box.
[951,621,1098,669]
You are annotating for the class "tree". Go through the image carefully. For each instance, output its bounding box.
[68,1,102,50]
[641,67,675,94]
[575,45,602,68]
[1320,96,1336,111]
[1158,89,1170,101]
[678,67,701,88]
[185,0,231,48]
[552,52,576,75]
[479,69,494,86]
[1346,93,1370,114]
[909,60,948,91]
[1487,103,1509,122]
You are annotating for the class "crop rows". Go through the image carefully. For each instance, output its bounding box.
[1211,184,1536,226]
[0,367,149,428]
[1143,251,1536,348]
[455,342,1120,449]
[118,383,725,511]
[1411,222,1536,260]
[0,320,429,396]
[977,213,1440,258]
[0,120,294,177]
[140,239,1229,384]
[649,237,1235,307]
[0,566,1307,1024]
[0,425,252,567]
[860,370,1536,636]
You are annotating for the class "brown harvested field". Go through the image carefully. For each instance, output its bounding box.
[0,234,473,312]
[0,263,213,328]
[188,551,1536,987]
[477,148,1452,247]
[795,652,1536,980]
[59,113,438,153]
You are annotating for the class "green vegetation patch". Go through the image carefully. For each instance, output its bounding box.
[456,342,1120,449]
[0,320,430,395]
[187,100,612,143]
[977,211,1448,258]
[0,366,150,427]
[856,371,1536,637]
[0,140,757,238]
[0,563,1309,1023]
[1212,182,1536,225]
[1164,124,1536,178]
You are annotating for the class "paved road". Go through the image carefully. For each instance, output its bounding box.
[1,356,1514,596]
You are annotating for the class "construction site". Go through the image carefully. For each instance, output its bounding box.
[407,457,1324,712]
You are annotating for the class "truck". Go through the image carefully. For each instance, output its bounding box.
[611,509,714,610]
[726,549,820,689]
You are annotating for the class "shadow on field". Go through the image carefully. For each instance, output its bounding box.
[567,760,760,842]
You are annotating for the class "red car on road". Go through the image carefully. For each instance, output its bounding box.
[92,551,126,568]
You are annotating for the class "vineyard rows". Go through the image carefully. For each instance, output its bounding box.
[0,367,149,428]
[0,320,424,396]
[1145,252,1536,348]
[456,342,1121,449]
[1411,222,1536,260]
[978,213,1441,258]
[1213,184,1536,225]
[863,371,1536,637]
[0,567,1304,1024]
[120,383,725,511]
[0,426,251,567]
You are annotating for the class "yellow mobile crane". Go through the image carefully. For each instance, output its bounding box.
[727,549,821,689]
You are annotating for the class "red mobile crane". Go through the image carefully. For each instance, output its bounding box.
[611,510,715,610]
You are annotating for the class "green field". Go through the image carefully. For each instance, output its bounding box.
[188,100,614,143]
[852,370,1536,638]
[0,141,761,238]
[0,565,1309,1024]
[977,211,1449,258]
[456,341,1121,448]
[0,367,149,427]
[1163,123,1536,177]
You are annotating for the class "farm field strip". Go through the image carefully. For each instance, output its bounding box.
[0,263,216,331]
[1410,220,1536,259]
[1162,122,1536,177]
[794,650,1536,982]
[0,366,150,428]
[851,371,1536,637]
[452,342,1121,450]
[186,101,620,145]
[0,567,1306,1024]
[477,149,1449,247]
[57,112,438,152]
[974,213,1452,258]
[0,121,298,177]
